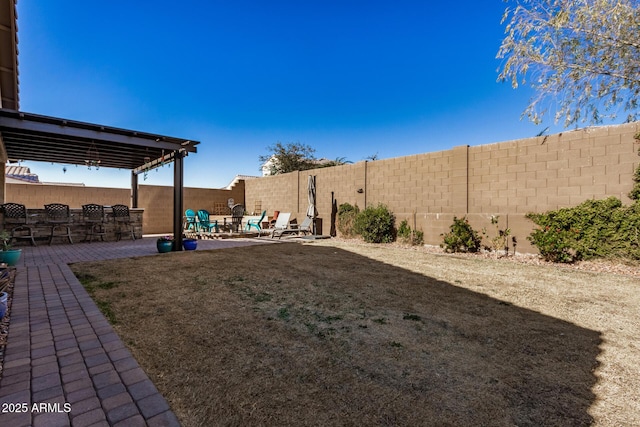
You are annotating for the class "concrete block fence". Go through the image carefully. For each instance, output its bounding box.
[245,123,639,253]
[3,123,639,254]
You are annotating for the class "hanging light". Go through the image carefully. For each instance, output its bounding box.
[85,141,101,170]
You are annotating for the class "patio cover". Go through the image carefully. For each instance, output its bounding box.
[0,108,200,251]
[0,0,19,111]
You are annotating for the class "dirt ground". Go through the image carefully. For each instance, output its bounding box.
[70,239,640,426]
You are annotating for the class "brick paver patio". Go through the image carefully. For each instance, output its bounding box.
[0,237,268,426]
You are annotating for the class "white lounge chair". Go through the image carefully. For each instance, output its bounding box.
[269,212,291,238]
[272,216,313,239]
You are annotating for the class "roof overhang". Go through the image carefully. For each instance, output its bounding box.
[0,109,199,173]
[0,0,19,110]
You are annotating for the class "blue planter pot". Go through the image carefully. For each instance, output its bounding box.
[183,239,197,251]
[156,241,173,253]
[0,291,7,319]
[0,249,22,266]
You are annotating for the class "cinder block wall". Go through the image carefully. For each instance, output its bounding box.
[137,183,245,233]
[5,183,130,208]
[4,182,245,235]
[245,123,640,253]
[4,123,638,253]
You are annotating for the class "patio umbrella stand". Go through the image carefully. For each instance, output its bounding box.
[303,175,330,240]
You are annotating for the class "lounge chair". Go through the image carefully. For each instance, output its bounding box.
[269,210,280,227]
[272,215,313,239]
[269,212,291,238]
[245,210,266,232]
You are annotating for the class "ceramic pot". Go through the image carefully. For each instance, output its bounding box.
[183,239,197,251]
[156,240,173,253]
[0,249,22,266]
[0,291,7,319]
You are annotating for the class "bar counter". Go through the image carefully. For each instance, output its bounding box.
[1,207,144,246]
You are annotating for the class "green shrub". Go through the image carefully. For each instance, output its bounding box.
[527,197,640,262]
[629,163,640,201]
[353,204,395,243]
[441,216,481,253]
[481,215,511,255]
[398,220,411,240]
[607,200,640,260]
[526,226,576,263]
[397,219,424,246]
[337,203,359,238]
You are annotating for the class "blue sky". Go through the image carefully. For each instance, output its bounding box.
[15,1,570,188]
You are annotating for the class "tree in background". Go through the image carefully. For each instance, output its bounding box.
[497,0,640,127]
[259,142,317,175]
[317,157,353,168]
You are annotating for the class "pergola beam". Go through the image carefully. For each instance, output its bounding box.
[0,111,195,151]
[0,109,199,252]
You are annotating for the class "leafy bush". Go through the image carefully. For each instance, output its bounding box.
[353,204,395,243]
[441,216,481,253]
[397,220,424,246]
[527,197,640,262]
[526,226,576,263]
[629,162,640,201]
[337,203,359,238]
[620,201,640,260]
[481,215,511,255]
[397,220,410,240]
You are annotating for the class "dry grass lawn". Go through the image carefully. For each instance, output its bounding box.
[70,240,640,426]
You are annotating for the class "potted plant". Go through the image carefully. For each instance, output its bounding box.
[182,237,197,251]
[156,235,174,253]
[0,290,7,320]
[0,230,22,266]
[0,268,10,319]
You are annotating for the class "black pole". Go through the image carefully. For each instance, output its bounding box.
[173,150,184,251]
[131,172,138,208]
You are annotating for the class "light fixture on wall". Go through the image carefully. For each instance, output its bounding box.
[357,188,364,193]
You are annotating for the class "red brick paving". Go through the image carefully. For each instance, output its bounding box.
[0,237,268,426]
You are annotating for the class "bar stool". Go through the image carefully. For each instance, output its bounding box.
[0,203,37,246]
[82,204,107,242]
[44,203,74,245]
[112,204,136,241]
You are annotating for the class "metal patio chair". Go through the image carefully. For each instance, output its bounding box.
[44,203,73,245]
[112,204,136,241]
[1,203,37,246]
[82,204,107,242]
